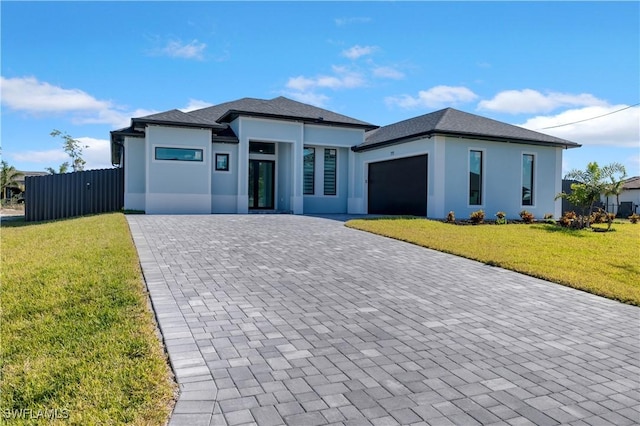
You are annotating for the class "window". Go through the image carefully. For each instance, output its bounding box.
[249,141,275,155]
[324,149,337,196]
[469,150,483,205]
[215,153,229,171]
[155,147,203,162]
[522,154,534,206]
[303,147,315,195]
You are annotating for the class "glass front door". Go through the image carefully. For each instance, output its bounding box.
[248,160,275,209]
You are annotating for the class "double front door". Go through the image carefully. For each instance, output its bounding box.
[248,159,275,210]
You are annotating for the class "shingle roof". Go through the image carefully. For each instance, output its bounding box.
[188,96,377,129]
[356,108,580,151]
[622,176,640,190]
[132,109,226,129]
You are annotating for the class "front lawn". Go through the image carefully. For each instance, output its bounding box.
[347,218,640,306]
[1,213,175,424]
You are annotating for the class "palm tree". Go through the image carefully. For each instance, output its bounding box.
[602,162,627,215]
[1,160,24,201]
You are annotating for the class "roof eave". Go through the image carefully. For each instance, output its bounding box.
[131,117,227,130]
[353,130,581,152]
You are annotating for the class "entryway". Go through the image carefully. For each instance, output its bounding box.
[248,159,275,210]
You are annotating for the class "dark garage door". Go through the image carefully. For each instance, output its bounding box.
[368,154,427,216]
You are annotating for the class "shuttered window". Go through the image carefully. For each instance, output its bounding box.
[303,147,315,195]
[324,149,337,196]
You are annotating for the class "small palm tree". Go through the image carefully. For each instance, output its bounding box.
[1,160,24,201]
[602,162,627,215]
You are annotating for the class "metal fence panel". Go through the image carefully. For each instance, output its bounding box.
[24,168,123,222]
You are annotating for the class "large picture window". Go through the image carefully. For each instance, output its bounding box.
[303,148,315,195]
[522,154,534,206]
[469,150,483,205]
[155,147,203,162]
[324,149,337,196]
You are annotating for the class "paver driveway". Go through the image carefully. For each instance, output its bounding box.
[127,215,639,426]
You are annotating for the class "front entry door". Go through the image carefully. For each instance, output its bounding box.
[248,160,275,209]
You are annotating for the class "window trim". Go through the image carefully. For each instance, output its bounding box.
[467,148,485,207]
[521,152,536,207]
[323,148,337,196]
[214,152,230,172]
[303,147,315,195]
[153,146,205,163]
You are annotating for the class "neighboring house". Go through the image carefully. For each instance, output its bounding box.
[3,171,48,202]
[110,96,580,218]
[602,176,640,217]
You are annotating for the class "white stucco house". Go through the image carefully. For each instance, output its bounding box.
[601,176,640,216]
[110,96,580,219]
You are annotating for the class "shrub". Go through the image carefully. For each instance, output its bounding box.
[543,213,554,220]
[446,211,455,223]
[495,211,507,225]
[469,210,485,224]
[629,213,640,224]
[559,211,577,227]
[519,210,534,224]
[590,208,607,224]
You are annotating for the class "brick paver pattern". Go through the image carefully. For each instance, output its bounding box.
[127,215,640,426]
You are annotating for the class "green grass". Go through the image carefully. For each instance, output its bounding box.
[1,213,175,425]
[347,218,640,306]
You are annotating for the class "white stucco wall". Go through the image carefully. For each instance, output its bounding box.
[211,142,239,213]
[123,136,146,211]
[351,135,564,219]
[349,137,435,215]
[145,125,211,214]
[443,137,562,220]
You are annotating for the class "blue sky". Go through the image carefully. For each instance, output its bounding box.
[2,1,639,176]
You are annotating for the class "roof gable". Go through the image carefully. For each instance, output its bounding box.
[358,108,580,151]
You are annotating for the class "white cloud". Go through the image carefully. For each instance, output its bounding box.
[1,76,157,129]
[9,137,112,171]
[478,89,607,114]
[385,85,479,109]
[72,107,159,129]
[12,149,69,164]
[1,76,111,112]
[158,39,206,60]
[78,137,113,170]
[335,17,372,26]
[284,91,330,108]
[518,104,640,148]
[342,45,378,60]
[286,66,366,92]
[180,99,213,112]
[372,66,405,80]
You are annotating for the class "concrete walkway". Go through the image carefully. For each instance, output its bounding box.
[127,215,639,426]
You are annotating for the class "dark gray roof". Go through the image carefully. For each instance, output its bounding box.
[188,96,377,129]
[622,176,640,190]
[132,109,226,129]
[356,108,581,151]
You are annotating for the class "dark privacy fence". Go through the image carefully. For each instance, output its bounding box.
[25,168,124,222]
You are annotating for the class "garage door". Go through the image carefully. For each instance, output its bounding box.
[368,154,427,216]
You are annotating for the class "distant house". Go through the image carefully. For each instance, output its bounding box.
[3,170,48,202]
[602,176,640,217]
[110,96,580,219]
